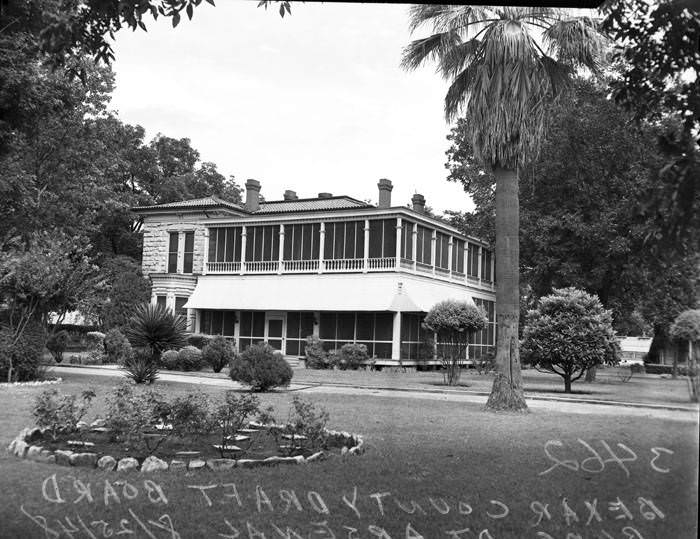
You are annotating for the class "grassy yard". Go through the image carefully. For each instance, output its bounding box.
[0,373,697,539]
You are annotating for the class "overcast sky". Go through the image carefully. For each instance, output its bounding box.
[108,1,478,213]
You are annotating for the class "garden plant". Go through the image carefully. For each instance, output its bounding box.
[669,309,700,402]
[230,342,293,391]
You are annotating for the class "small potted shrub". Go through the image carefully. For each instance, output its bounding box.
[230,342,293,392]
[202,336,235,373]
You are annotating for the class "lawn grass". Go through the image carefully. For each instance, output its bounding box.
[1,374,697,539]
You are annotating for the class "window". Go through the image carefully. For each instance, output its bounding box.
[175,297,188,317]
[285,312,315,356]
[283,224,320,261]
[400,221,414,261]
[452,238,465,273]
[167,233,178,273]
[319,311,393,358]
[208,227,243,262]
[467,243,480,278]
[481,249,493,282]
[435,232,450,270]
[183,232,194,273]
[415,225,432,265]
[470,298,496,359]
[368,219,396,259]
[200,310,235,337]
[156,295,167,309]
[400,313,433,360]
[324,221,364,259]
[239,311,265,351]
[245,226,280,262]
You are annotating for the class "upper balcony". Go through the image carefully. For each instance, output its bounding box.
[202,218,495,292]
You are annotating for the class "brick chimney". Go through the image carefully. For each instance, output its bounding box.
[283,190,298,201]
[245,179,261,212]
[318,192,333,199]
[412,193,426,214]
[377,178,393,208]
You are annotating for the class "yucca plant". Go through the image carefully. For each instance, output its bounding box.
[125,303,187,364]
[123,348,160,385]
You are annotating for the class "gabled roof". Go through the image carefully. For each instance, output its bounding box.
[256,196,371,214]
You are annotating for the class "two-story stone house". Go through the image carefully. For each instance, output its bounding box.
[134,179,496,366]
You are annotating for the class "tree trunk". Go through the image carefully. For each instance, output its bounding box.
[585,366,597,382]
[486,166,528,411]
[672,345,678,379]
[564,375,572,393]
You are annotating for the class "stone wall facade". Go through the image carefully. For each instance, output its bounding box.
[141,214,207,275]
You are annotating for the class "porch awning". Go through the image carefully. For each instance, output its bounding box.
[183,274,476,313]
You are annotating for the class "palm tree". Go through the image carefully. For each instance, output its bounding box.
[125,303,188,363]
[402,6,606,410]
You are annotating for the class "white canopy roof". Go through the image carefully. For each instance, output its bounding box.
[183,273,478,312]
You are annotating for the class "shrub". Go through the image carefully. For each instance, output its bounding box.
[82,348,106,365]
[85,331,106,350]
[424,300,487,385]
[521,287,619,393]
[212,392,260,457]
[187,334,212,349]
[161,349,181,370]
[338,343,368,370]
[170,392,212,440]
[123,348,159,384]
[178,346,203,371]
[46,330,69,363]
[327,349,341,369]
[125,303,187,363]
[33,388,96,441]
[304,335,328,369]
[104,329,132,365]
[669,309,700,402]
[230,342,293,392]
[0,323,45,382]
[285,396,330,452]
[202,336,235,373]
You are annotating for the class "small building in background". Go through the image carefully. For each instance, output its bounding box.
[618,336,653,365]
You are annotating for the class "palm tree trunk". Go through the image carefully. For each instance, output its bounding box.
[486,166,528,411]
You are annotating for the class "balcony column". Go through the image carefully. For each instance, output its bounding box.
[490,250,495,290]
[391,311,401,361]
[412,226,418,272]
[477,245,483,285]
[240,226,247,275]
[464,244,469,285]
[395,217,402,271]
[447,237,453,278]
[233,311,241,353]
[177,232,184,274]
[194,310,202,333]
[278,224,284,275]
[319,222,325,274]
[431,230,437,276]
[363,219,370,273]
[202,228,210,275]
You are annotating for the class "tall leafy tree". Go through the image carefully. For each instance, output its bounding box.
[403,6,606,410]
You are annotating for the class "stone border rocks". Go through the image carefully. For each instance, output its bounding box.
[7,423,365,474]
[0,378,62,389]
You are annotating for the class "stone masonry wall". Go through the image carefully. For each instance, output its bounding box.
[141,214,207,275]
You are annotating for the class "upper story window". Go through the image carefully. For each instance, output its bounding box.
[400,220,414,260]
[435,232,450,270]
[368,219,396,259]
[481,249,493,282]
[168,233,178,273]
[284,223,320,261]
[324,221,364,259]
[467,243,480,278]
[209,227,243,263]
[452,238,465,273]
[183,232,194,273]
[415,225,432,266]
[246,225,279,262]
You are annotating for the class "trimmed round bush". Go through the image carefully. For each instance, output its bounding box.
[104,328,132,365]
[178,346,203,371]
[187,334,212,349]
[338,343,368,370]
[230,342,293,392]
[202,336,235,373]
[304,336,329,369]
[161,349,181,371]
[85,331,106,351]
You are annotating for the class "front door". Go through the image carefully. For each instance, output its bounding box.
[266,314,285,353]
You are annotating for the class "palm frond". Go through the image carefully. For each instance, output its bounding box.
[544,17,607,74]
[539,55,574,96]
[407,4,453,33]
[401,31,461,72]
[445,63,479,123]
[407,4,498,36]
[438,38,482,80]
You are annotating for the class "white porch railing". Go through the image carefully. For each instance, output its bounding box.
[207,261,241,273]
[245,261,279,273]
[324,258,364,272]
[283,259,320,272]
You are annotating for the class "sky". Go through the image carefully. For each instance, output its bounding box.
[108,1,474,213]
